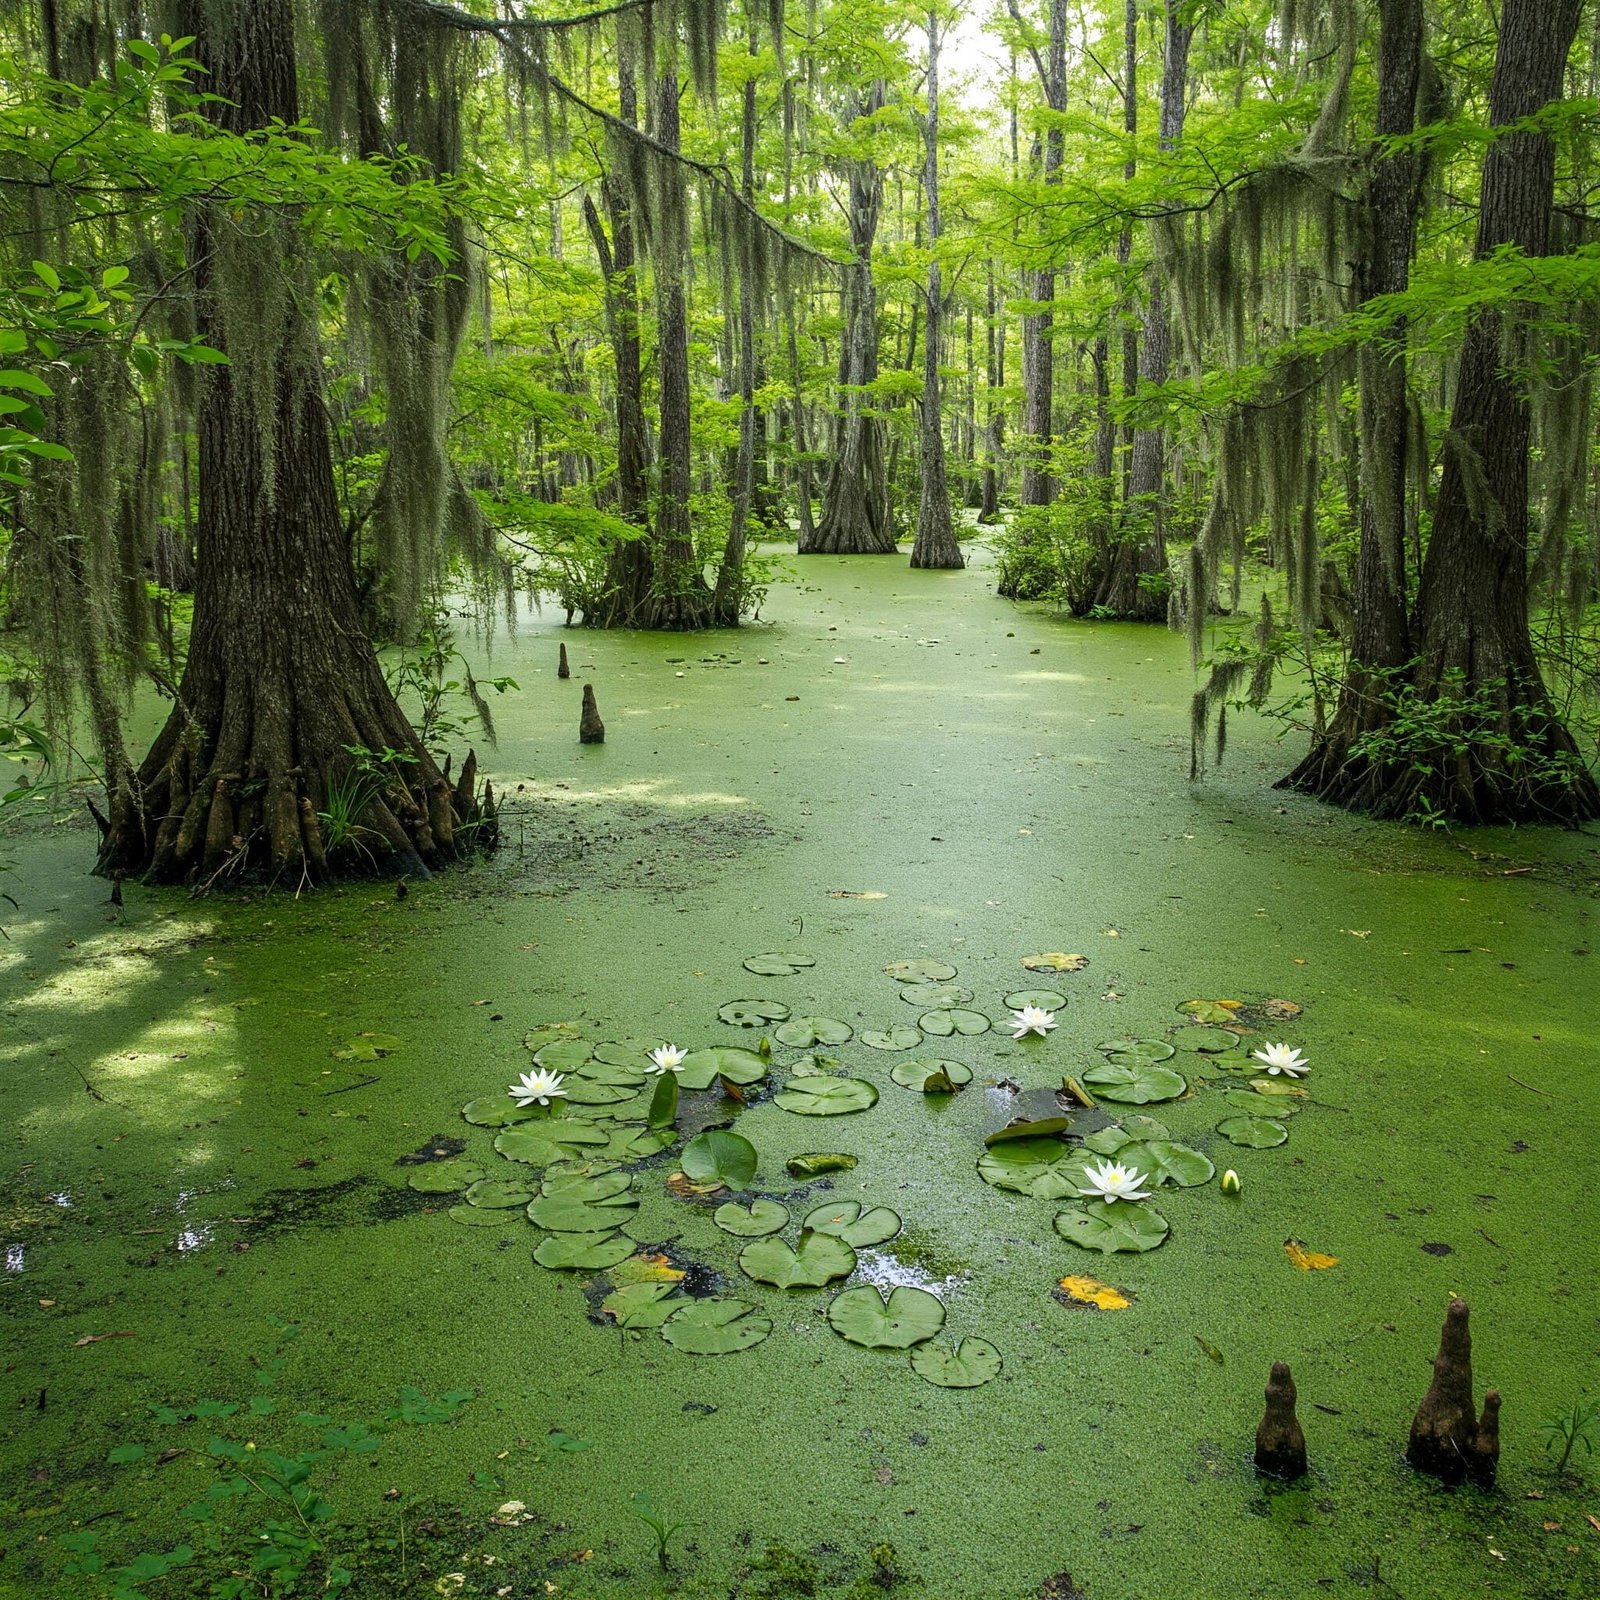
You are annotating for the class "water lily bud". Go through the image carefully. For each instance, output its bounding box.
[1221,1169,1242,1196]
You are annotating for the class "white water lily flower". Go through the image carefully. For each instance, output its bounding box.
[508,1067,567,1106]
[1252,1042,1309,1078]
[1009,1005,1058,1040]
[1078,1160,1153,1203]
[649,1043,688,1075]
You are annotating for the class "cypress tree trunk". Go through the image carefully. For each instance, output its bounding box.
[1092,8,1193,620]
[979,261,1003,522]
[997,0,1066,596]
[97,0,488,885]
[1282,0,1421,799]
[910,13,963,570]
[582,41,653,627]
[1288,0,1599,823]
[807,84,895,554]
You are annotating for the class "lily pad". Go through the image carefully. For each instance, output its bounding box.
[522,1021,584,1052]
[601,1282,679,1330]
[591,1040,657,1068]
[1022,953,1087,972]
[773,1077,879,1116]
[739,1231,857,1289]
[447,1204,518,1226]
[1054,1199,1170,1254]
[918,1008,991,1038]
[742,953,817,977]
[532,1039,595,1071]
[899,983,974,1009]
[1081,1061,1187,1105]
[1221,1087,1299,1117]
[977,1137,1093,1200]
[680,1130,758,1188]
[1100,1039,1176,1065]
[562,1079,639,1107]
[983,1116,1074,1145]
[461,1097,539,1128]
[860,1026,922,1051]
[1083,1115,1171,1150]
[1171,1026,1242,1055]
[540,1169,634,1203]
[647,1073,679,1130]
[495,1122,609,1164]
[884,958,957,982]
[571,1057,648,1087]
[602,1127,676,1161]
[679,1047,769,1090]
[660,1297,773,1355]
[889,1058,973,1090]
[718,999,791,1028]
[774,1015,854,1048]
[787,1152,857,1178]
[1003,988,1068,1011]
[1116,1140,1215,1188]
[1248,1077,1310,1098]
[464,1178,534,1208]
[527,1193,640,1232]
[910,1336,1002,1389]
[407,1161,485,1193]
[713,1199,789,1237]
[828,1285,945,1349]
[802,1201,901,1248]
[333,1031,403,1062]
[1178,999,1245,1026]
[533,1230,635,1270]
[1217,1116,1289,1148]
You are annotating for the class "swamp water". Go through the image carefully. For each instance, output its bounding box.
[1,551,1597,1598]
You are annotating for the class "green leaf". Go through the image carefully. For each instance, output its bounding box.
[883,958,956,981]
[889,1058,973,1090]
[976,1137,1092,1199]
[571,1057,647,1087]
[983,1116,1074,1145]
[774,1015,854,1048]
[527,1192,639,1232]
[786,1152,857,1178]
[827,1285,945,1349]
[1081,1060,1187,1104]
[1003,989,1067,1011]
[22,440,72,461]
[1116,1139,1215,1188]
[1100,1039,1176,1065]
[1082,1116,1170,1154]
[30,261,60,290]
[532,1039,594,1071]
[1054,1199,1170,1254]
[660,1297,773,1355]
[494,1122,607,1165]
[801,1200,901,1248]
[107,1443,147,1464]
[681,1130,758,1188]
[718,999,791,1027]
[533,1230,634,1270]
[1171,1025,1243,1054]
[601,1282,679,1330]
[1217,1116,1288,1148]
[1220,1087,1299,1117]
[773,1076,879,1116]
[743,952,816,976]
[603,1127,675,1161]
[446,1204,518,1226]
[677,1047,768,1089]
[406,1161,484,1193]
[917,1008,991,1038]
[463,1178,533,1209]
[540,1168,630,1202]
[860,1026,923,1050]
[562,1078,638,1107]
[910,1336,1002,1389]
[899,983,974,1009]
[713,1199,789,1237]
[648,1072,679,1130]
[739,1230,857,1289]
[461,1097,535,1128]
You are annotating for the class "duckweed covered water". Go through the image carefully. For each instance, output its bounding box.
[2,551,1597,1598]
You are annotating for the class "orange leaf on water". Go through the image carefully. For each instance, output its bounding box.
[1284,1239,1339,1271]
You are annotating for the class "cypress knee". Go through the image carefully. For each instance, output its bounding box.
[580,684,605,744]
[1407,1298,1478,1483]
[1254,1361,1308,1479]
[558,642,570,679]
[1467,1390,1500,1488]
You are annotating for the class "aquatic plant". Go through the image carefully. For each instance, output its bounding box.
[1538,1397,1599,1475]
[1252,1042,1310,1077]
[1077,1161,1154,1203]
[628,1491,687,1572]
[1008,1004,1058,1040]
[648,1043,687,1074]
[507,1067,567,1107]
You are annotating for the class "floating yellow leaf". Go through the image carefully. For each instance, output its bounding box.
[1023,952,1089,973]
[1056,1274,1132,1311]
[609,1253,686,1287]
[1284,1239,1339,1271]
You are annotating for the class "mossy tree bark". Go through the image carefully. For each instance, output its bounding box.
[909,13,963,572]
[806,83,895,556]
[96,0,490,885]
[1284,0,1600,824]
